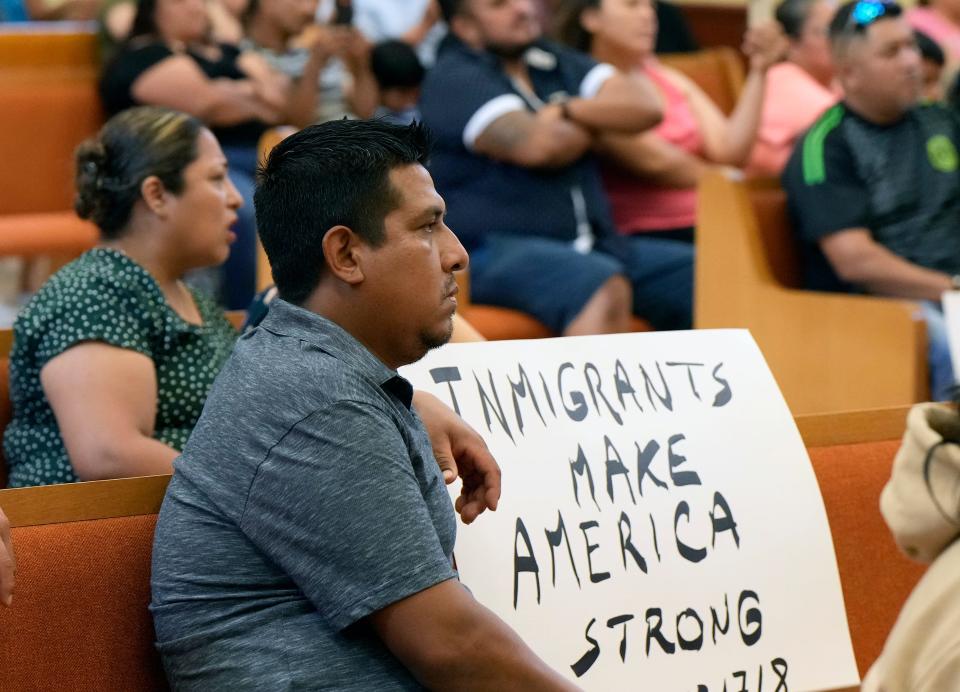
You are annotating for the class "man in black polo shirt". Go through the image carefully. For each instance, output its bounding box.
[782,0,960,400]
[421,0,699,334]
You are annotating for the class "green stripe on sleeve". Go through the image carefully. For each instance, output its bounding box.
[802,105,845,185]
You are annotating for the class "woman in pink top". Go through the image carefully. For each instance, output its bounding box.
[555,0,786,239]
[747,0,840,176]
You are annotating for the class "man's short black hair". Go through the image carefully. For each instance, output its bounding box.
[255,119,431,305]
[371,40,426,90]
[829,0,903,57]
[438,0,466,23]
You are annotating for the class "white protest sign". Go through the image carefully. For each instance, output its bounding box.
[941,290,960,383]
[401,329,859,692]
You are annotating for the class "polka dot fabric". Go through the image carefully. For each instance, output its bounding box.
[3,249,238,487]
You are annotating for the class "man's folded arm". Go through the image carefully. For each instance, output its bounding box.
[369,578,580,691]
[820,228,953,300]
[565,70,663,134]
[473,108,592,169]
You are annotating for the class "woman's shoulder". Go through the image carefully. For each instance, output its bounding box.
[12,250,165,364]
[21,250,159,319]
[105,39,176,73]
[100,39,178,111]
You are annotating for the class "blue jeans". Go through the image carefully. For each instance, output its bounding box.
[921,301,956,401]
[221,145,259,310]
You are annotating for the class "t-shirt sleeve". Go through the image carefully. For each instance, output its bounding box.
[100,43,175,114]
[33,275,155,368]
[554,44,616,99]
[782,125,869,242]
[240,399,457,631]
[420,59,527,151]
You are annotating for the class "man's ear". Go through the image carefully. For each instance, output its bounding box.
[321,225,366,285]
[140,175,168,217]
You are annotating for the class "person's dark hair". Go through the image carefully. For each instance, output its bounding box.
[128,0,161,40]
[915,29,945,66]
[552,0,600,53]
[438,0,466,23]
[75,106,202,239]
[829,0,903,57]
[371,40,426,90]
[255,119,432,305]
[242,0,261,26]
[775,0,819,39]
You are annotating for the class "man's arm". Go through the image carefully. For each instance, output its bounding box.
[820,228,953,301]
[412,390,500,525]
[473,105,593,169]
[564,70,662,134]
[370,579,579,691]
[472,70,662,169]
[0,506,14,607]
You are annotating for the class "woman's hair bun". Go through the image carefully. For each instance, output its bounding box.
[74,140,109,221]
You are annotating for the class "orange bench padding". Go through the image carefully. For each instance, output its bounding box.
[809,439,926,677]
[0,212,98,257]
[466,306,652,341]
[0,515,168,691]
[0,71,103,214]
[0,431,922,686]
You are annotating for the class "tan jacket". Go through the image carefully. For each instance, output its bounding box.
[863,403,960,691]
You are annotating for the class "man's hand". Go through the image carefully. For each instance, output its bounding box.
[0,506,15,607]
[412,391,501,524]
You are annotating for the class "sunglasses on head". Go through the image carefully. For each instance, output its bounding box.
[844,0,900,32]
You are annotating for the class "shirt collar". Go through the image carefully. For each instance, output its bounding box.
[258,299,414,409]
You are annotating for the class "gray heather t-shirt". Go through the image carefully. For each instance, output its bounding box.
[150,299,458,690]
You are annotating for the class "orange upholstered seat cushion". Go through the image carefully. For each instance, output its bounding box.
[466,306,653,341]
[0,516,168,691]
[0,72,103,215]
[809,439,926,677]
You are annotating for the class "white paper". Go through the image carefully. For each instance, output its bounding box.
[941,290,960,388]
[401,329,859,692]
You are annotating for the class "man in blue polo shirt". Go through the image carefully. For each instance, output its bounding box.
[421,0,698,334]
[782,0,960,399]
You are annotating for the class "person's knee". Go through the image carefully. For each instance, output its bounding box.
[566,274,632,335]
[598,274,632,318]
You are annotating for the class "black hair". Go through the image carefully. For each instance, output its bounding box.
[438,0,466,23]
[775,0,819,39]
[552,0,601,53]
[74,106,202,238]
[255,118,432,305]
[128,0,161,40]
[915,29,945,66]
[829,0,903,56]
[371,40,426,90]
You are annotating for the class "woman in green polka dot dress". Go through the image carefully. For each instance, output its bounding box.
[3,106,242,487]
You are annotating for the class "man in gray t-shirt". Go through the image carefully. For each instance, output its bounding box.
[151,118,576,690]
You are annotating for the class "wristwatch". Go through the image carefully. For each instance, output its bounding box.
[952,274,960,290]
